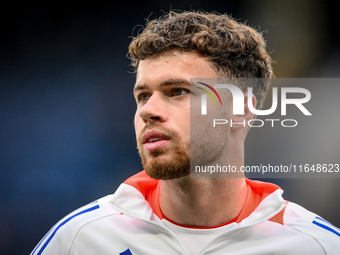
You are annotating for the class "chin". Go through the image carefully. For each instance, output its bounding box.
[143,158,190,180]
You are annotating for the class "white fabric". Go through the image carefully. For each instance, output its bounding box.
[31,183,340,255]
[162,218,231,255]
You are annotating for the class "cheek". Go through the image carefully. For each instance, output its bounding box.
[179,109,191,134]
[134,112,142,135]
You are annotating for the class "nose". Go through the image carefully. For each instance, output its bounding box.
[138,93,168,124]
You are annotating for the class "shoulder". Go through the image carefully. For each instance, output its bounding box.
[31,195,121,255]
[283,202,340,253]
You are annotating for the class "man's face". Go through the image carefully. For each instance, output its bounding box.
[133,51,220,180]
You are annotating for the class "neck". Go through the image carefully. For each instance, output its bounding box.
[159,175,247,227]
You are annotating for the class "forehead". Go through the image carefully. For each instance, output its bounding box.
[134,51,218,88]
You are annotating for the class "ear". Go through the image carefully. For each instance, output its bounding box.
[231,92,256,130]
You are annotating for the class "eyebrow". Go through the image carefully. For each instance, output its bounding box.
[133,78,190,93]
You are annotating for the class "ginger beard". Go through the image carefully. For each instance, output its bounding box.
[137,126,190,180]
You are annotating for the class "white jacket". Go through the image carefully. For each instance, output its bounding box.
[31,171,340,255]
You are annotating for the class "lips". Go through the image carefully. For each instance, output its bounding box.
[142,130,171,151]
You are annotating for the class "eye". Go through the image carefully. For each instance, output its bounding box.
[172,88,189,97]
[137,93,150,102]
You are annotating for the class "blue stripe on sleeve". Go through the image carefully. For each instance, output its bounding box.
[315,216,340,232]
[31,228,54,255]
[32,204,100,255]
[312,219,340,237]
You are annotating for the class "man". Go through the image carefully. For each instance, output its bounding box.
[31,11,340,255]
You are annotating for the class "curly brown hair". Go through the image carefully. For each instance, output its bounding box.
[128,10,273,109]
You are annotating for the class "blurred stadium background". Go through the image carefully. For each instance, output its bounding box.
[1,1,339,254]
